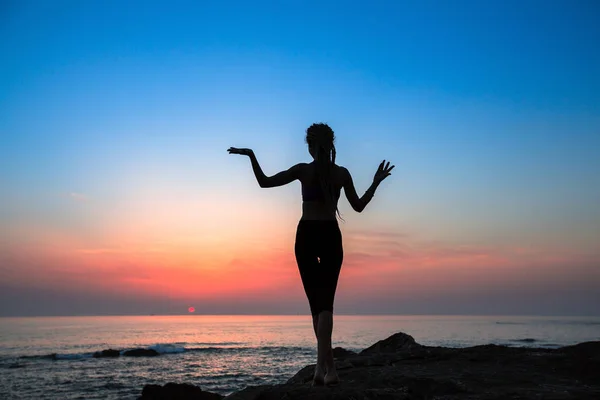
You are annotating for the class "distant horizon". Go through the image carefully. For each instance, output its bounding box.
[2,313,600,319]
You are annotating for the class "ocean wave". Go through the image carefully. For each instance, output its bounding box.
[510,338,537,343]
[14,344,312,362]
[501,339,567,349]
[19,352,95,361]
[148,344,186,354]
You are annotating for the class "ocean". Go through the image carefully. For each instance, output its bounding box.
[1,315,599,399]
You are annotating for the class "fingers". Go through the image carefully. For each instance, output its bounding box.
[377,161,395,181]
[378,160,395,172]
[228,147,253,156]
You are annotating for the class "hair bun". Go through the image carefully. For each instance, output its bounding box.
[306,123,335,145]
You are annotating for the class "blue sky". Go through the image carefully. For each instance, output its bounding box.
[1,0,599,316]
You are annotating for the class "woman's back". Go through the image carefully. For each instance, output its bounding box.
[300,162,343,221]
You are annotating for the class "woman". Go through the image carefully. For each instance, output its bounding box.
[228,123,394,386]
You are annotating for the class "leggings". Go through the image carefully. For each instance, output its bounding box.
[294,220,344,316]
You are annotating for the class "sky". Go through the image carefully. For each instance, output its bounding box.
[1,0,599,316]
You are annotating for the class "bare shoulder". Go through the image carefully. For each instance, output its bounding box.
[335,164,348,173]
[333,164,350,183]
[294,162,311,180]
[294,162,310,169]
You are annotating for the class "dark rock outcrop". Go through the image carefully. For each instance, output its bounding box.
[139,332,600,400]
[93,349,121,358]
[140,383,223,400]
[332,347,357,359]
[360,332,420,355]
[123,348,159,357]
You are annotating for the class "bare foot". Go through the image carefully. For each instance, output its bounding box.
[324,371,340,386]
[312,365,325,386]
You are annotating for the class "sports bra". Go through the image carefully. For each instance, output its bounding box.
[301,174,341,203]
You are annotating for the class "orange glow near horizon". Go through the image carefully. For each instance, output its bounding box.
[3,218,598,311]
[1,182,598,313]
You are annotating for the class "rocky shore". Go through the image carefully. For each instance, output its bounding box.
[139,332,600,400]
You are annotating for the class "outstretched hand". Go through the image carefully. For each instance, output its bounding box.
[227,147,254,156]
[373,160,395,184]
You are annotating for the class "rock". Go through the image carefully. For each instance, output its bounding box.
[93,349,121,358]
[139,332,600,399]
[560,341,600,355]
[139,382,223,400]
[360,332,420,355]
[286,365,315,385]
[332,347,357,359]
[224,385,272,400]
[123,348,159,357]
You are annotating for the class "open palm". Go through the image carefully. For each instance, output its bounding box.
[374,160,395,184]
[227,147,254,156]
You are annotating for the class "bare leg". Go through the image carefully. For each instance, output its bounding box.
[316,311,339,385]
[314,313,334,368]
[312,314,325,385]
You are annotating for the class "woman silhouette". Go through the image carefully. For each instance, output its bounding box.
[228,123,394,386]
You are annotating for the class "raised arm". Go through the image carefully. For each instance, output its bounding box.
[342,160,394,213]
[228,147,305,188]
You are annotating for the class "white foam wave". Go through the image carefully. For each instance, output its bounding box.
[147,344,187,354]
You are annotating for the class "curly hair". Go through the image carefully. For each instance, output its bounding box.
[305,123,341,219]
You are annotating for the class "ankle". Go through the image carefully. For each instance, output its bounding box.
[324,371,340,386]
[325,360,335,371]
